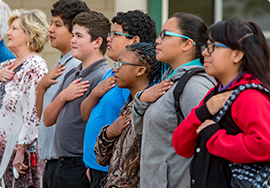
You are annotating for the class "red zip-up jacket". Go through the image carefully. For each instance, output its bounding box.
[172,73,270,163]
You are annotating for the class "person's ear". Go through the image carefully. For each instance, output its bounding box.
[132,35,140,44]
[182,39,195,52]
[94,37,103,49]
[233,50,244,64]
[136,66,147,77]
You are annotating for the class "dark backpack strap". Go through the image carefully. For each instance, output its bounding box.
[213,83,270,122]
[201,83,270,188]
[173,67,205,124]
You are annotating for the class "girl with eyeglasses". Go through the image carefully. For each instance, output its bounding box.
[94,42,168,187]
[173,19,270,188]
[131,12,216,188]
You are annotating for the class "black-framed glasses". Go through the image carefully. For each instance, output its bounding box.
[108,31,134,39]
[201,43,228,54]
[159,30,196,45]
[113,61,143,69]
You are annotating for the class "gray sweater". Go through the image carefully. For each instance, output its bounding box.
[131,65,216,188]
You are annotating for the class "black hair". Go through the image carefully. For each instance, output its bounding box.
[207,19,270,89]
[112,10,157,42]
[170,12,207,64]
[126,42,170,84]
[51,0,90,33]
[72,11,111,55]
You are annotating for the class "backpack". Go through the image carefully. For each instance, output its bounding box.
[201,83,270,188]
[173,67,206,124]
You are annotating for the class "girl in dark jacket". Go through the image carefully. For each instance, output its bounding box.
[172,19,270,188]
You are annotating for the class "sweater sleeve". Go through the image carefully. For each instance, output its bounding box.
[206,89,270,163]
[131,91,151,134]
[94,125,115,166]
[172,88,214,158]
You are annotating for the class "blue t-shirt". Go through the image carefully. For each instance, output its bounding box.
[0,39,15,63]
[83,68,130,172]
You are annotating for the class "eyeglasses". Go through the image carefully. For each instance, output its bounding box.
[159,30,196,45]
[201,43,228,54]
[114,61,143,69]
[108,31,135,39]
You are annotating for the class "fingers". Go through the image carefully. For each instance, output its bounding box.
[162,79,174,85]
[94,77,115,96]
[0,68,14,82]
[65,79,89,101]
[121,113,131,123]
[207,90,234,115]
[123,120,131,129]
[73,79,90,91]
[196,125,204,134]
[1,75,14,82]
[52,71,63,79]
[86,168,91,181]
[50,64,66,79]
[102,76,116,87]
[14,163,28,174]
[157,79,174,93]
[50,80,58,85]
[196,120,215,134]
[71,77,83,84]
[119,114,131,129]
[75,84,89,95]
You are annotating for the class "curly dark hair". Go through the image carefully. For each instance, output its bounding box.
[112,10,157,42]
[51,0,90,33]
[72,11,111,55]
[126,42,170,84]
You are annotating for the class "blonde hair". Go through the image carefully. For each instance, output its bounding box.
[8,9,49,53]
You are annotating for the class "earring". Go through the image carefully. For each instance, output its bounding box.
[27,42,30,47]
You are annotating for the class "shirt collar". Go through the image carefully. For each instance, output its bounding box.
[166,58,202,80]
[218,71,248,92]
[58,51,75,65]
[74,57,107,77]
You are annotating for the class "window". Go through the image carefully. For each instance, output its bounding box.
[223,0,270,47]
[168,0,214,26]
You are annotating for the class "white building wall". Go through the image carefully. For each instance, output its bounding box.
[115,0,147,14]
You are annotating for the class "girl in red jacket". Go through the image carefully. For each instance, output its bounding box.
[172,19,270,188]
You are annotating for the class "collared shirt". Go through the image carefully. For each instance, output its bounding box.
[83,68,129,172]
[0,39,15,63]
[38,51,81,161]
[53,58,110,158]
[218,72,247,92]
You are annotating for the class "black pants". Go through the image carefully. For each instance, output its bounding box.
[55,157,89,188]
[43,159,62,188]
[89,167,107,188]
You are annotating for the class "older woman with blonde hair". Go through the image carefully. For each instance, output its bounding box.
[0,9,49,188]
